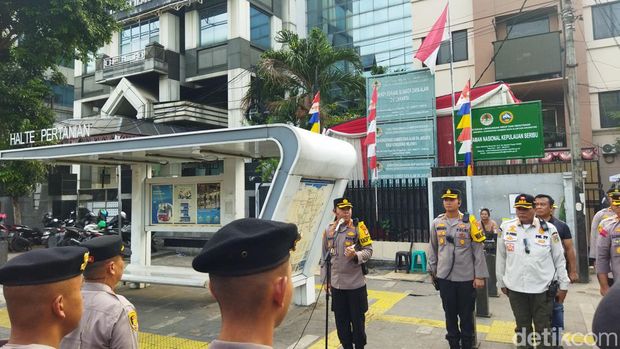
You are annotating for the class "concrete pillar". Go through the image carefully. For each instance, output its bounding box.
[185,10,199,51]
[158,12,180,52]
[228,0,250,41]
[227,68,251,128]
[130,164,150,267]
[223,158,245,221]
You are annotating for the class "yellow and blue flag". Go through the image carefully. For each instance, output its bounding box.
[309,91,320,133]
[456,80,473,176]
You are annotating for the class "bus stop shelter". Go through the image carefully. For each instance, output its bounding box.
[0,124,357,305]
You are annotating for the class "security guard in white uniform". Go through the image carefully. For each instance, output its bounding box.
[496,194,570,349]
[428,188,488,349]
[61,235,136,349]
[0,247,89,349]
[595,191,620,296]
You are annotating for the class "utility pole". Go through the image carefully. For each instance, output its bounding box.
[561,0,589,282]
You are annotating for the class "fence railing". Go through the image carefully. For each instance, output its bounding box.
[344,178,429,243]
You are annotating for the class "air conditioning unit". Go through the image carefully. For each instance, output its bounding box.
[602,143,618,155]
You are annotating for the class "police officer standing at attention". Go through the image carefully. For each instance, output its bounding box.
[497,194,570,349]
[590,187,619,266]
[193,218,300,349]
[428,188,488,349]
[595,190,620,296]
[0,247,89,349]
[61,235,136,349]
[321,198,373,349]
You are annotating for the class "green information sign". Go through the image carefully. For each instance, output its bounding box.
[376,120,435,158]
[366,70,435,122]
[376,158,434,179]
[455,101,544,161]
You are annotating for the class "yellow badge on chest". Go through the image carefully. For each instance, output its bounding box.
[347,232,355,236]
[128,310,139,332]
[616,247,620,254]
[439,237,445,245]
[345,241,353,246]
[460,239,465,246]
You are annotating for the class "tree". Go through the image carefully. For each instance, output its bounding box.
[0,0,127,223]
[243,28,366,128]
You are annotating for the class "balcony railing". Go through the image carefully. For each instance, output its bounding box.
[103,50,146,69]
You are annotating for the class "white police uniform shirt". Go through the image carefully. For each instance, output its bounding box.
[60,282,138,349]
[208,340,272,348]
[496,218,570,294]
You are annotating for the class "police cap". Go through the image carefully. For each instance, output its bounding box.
[514,194,535,209]
[441,188,461,199]
[607,187,620,195]
[592,283,620,349]
[610,191,620,206]
[0,247,89,286]
[192,218,300,276]
[81,235,130,264]
[334,198,353,209]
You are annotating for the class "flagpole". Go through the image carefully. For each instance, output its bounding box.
[447,1,458,167]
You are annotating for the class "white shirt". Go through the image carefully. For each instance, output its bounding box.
[496,218,570,293]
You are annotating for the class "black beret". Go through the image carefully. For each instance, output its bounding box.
[441,188,461,199]
[0,247,89,286]
[593,283,620,348]
[192,218,300,276]
[334,197,353,209]
[81,235,130,263]
[514,194,535,209]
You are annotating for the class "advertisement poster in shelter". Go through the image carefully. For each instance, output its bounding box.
[197,183,221,224]
[151,185,173,224]
[173,184,196,224]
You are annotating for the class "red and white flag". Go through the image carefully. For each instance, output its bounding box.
[414,4,449,75]
[365,84,379,182]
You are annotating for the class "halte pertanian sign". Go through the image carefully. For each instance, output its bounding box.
[10,124,92,146]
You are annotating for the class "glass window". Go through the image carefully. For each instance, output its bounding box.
[436,29,468,64]
[200,4,228,47]
[120,18,160,55]
[506,16,549,39]
[593,1,620,40]
[599,91,620,128]
[250,6,271,49]
[84,54,96,74]
[52,84,74,108]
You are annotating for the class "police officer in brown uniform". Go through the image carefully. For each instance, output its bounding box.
[590,187,619,264]
[61,235,136,349]
[0,247,89,349]
[428,188,488,349]
[193,218,300,349]
[595,191,620,296]
[321,198,373,349]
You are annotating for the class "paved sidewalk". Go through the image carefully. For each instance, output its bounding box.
[0,251,604,348]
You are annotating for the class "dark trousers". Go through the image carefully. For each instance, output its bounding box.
[507,289,554,349]
[331,285,369,349]
[551,299,564,347]
[437,278,476,349]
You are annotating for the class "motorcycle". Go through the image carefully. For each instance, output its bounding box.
[9,224,43,246]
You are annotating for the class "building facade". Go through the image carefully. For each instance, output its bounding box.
[412,0,620,186]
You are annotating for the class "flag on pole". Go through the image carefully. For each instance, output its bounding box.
[365,84,378,181]
[309,91,321,133]
[413,4,449,75]
[456,80,473,176]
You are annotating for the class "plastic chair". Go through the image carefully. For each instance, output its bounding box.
[394,251,411,273]
[410,250,427,273]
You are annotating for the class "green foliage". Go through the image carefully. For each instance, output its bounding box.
[255,158,280,183]
[243,28,366,129]
[0,0,126,217]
